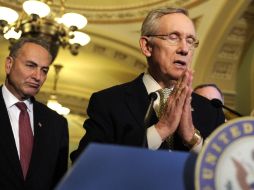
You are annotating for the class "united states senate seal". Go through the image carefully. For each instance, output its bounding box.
[195,117,254,190]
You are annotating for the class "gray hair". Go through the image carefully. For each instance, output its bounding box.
[141,7,188,36]
[9,37,53,63]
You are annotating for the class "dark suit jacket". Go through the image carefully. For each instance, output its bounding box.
[0,86,69,190]
[71,74,225,161]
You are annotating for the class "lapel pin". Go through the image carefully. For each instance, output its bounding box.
[38,122,42,127]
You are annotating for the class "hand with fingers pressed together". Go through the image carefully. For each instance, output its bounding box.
[71,7,225,163]
[157,70,193,141]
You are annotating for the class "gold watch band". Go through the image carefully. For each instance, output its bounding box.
[183,128,202,149]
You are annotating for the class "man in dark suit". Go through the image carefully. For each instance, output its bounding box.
[0,37,69,190]
[71,7,225,162]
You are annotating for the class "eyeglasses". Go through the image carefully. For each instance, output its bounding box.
[147,33,199,50]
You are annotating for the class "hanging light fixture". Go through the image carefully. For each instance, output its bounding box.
[47,64,70,115]
[0,0,90,60]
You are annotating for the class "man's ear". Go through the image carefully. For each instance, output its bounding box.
[5,56,14,74]
[139,36,152,57]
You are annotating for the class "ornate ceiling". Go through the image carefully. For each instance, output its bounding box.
[0,0,254,119]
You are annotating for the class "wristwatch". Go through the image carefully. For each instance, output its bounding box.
[183,128,202,149]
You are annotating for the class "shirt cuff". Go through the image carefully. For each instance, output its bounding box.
[190,138,203,153]
[147,125,163,150]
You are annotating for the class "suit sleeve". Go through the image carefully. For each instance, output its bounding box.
[70,93,114,163]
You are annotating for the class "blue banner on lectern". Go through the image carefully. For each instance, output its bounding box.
[56,144,196,190]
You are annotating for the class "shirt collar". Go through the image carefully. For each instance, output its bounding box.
[142,73,162,94]
[2,84,33,111]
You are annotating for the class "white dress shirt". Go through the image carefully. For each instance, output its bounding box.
[142,73,164,150]
[2,85,34,158]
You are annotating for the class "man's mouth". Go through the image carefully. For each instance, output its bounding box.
[173,60,187,67]
[28,83,40,89]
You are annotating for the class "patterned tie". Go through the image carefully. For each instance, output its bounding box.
[158,88,172,118]
[158,88,174,149]
[16,102,33,179]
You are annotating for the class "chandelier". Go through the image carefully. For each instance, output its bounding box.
[47,64,70,115]
[0,0,90,60]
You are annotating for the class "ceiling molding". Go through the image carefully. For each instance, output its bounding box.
[0,0,208,24]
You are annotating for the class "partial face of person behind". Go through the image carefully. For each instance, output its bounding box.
[194,86,224,103]
[5,42,51,100]
[141,13,197,87]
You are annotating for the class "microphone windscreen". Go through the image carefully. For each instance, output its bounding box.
[149,92,158,101]
[210,98,223,108]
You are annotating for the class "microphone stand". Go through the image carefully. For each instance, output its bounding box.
[211,99,242,117]
[142,92,157,147]
[222,105,242,117]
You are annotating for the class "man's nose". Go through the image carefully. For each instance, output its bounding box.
[176,39,189,55]
[32,69,42,81]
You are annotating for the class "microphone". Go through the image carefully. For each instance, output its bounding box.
[142,92,158,147]
[210,98,242,117]
[144,92,158,128]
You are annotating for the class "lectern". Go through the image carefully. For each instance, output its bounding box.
[56,143,196,190]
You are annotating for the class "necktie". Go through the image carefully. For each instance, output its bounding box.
[158,88,172,118]
[158,88,174,149]
[16,102,33,179]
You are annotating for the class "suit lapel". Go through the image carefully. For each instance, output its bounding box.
[124,74,152,127]
[27,100,47,177]
[0,87,24,179]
